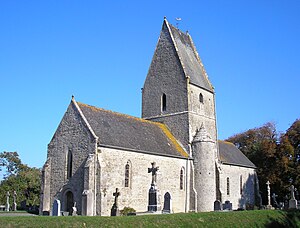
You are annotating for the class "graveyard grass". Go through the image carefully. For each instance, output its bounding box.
[0,210,299,227]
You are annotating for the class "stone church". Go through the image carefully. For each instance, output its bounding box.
[40,18,260,216]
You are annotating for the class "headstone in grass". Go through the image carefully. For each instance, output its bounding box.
[72,202,77,216]
[111,188,120,216]
[12,191,17,211]
[289,185,298,209]
[5,191,10,212]
[147,162,161,212]
[162,192,172,213]
[214,200,222,211]
[52,199,61,216]
[272,193,279,209]
[223,200,232,210]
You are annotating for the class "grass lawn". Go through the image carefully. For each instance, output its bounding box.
[0,210,299,227]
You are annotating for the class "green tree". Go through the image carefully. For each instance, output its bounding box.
[283,119,300,190]
[226,123,289,203]
[0,151,41,208]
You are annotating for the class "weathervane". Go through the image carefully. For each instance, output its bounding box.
[175,17,182,28]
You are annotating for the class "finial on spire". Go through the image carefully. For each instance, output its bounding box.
[175,17,182,28]
[72,95,75,100]
[164,16,167,20]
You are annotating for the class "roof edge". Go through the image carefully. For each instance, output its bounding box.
[164,18,190,81]
[71,96,98,140]
[98,143,189,160]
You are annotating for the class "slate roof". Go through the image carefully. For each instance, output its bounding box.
[166,20,214,92]
[218,141,256,168]
[76,102,188,158]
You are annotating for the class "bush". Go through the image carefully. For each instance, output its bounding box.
[120,207,136,216]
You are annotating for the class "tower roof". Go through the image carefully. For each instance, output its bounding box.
[164,18,214,92]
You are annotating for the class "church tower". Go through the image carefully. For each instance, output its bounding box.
[142,18,217,211]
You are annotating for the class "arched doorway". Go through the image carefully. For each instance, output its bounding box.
[65,191,74,214]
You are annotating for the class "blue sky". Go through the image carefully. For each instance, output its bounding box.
[0,1,299,169]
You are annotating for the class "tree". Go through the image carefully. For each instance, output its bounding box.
[283,119,300,190]
[226,122,290,203]
[0,151,41,208]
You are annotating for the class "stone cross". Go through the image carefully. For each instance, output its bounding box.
[272,193,278,208]
[5,191,10,211]
[266,181,271,206]
[289,185,296,200]
[12,191,17,211]
[148,162,159,185]
[113,188,120,207]
[72,202,77,216]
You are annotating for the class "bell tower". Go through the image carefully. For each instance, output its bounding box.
[142,18,218,211]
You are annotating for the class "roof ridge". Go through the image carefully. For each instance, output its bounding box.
[77,101,157,125]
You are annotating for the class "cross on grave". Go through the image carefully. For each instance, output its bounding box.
[289,185,296,200]
[113,188,120,207]
[12,191,17,211]
[272,193,278,208]
[111,188,120,216]
[266,181,271,207]
[148,162,159,185]
[5,191,10,212]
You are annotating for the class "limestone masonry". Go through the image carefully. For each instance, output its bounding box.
[40,18,260,216]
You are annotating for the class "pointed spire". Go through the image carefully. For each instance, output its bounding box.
[193,124,212,143]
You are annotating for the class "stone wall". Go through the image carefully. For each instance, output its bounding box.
[45,101,97,215]
[219,164,256,210]
[98,147,189,216]
[188,84,217,144]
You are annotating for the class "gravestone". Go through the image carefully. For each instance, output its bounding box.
[71,202,77,216]
[147,162,161,212]
[214,200,222,211]
[162,192,172,213]
[284,195,289,210]
[223,200,232,210]
[52,199,61,216]
[272,193,279,209]
[289,185,297,209]
[111,188,120,216]
[266,181,273,209]
[5,191,10,212]
[12,191,17,211]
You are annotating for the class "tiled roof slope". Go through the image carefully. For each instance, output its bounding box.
[218,141,256,168]
[77,102,188,158]
[167,20,213,92]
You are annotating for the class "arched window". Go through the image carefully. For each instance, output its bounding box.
[199,93,203,103]
[227,177,230,195]
[162,93,166,112]
[125,161,131,187]
[180,167,184,190]
[240,175,243,195]
[67,149,73,179]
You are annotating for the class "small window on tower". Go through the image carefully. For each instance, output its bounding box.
[199,93,204,103]
[162,93,167,112]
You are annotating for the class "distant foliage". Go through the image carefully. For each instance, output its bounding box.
[226,119,300,204]
[0,151,41,208]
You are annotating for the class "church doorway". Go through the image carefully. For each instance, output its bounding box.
[65,191,74,214]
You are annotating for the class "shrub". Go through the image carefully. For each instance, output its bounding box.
[120,207,136,216]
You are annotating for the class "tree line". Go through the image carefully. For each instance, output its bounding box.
[226,119,300,205]
[0,151,40,209]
